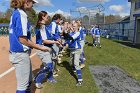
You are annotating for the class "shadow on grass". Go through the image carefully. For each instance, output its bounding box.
[113,40,140,49]
[88,43,93,46]
[61,61,78,81]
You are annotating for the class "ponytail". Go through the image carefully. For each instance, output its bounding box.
[35,11,48,29]
[10,0,24,9]
[10,0,33,9]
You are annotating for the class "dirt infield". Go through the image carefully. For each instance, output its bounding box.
[0,36,42,93]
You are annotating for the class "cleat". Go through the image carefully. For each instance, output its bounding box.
[58,60,62,64]
[56,68,60,72]
[47,79,57,83]
[80,64,85,69]
[83,58,86,61]
[76,81,83,86]
[53,73,59,77]
[58,57,62,64]
[35,83,42,89]
[73,70,76,73]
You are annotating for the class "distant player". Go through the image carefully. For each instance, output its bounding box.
[93,25,101,48]
[91,25,96,46]
[47,14,62,77]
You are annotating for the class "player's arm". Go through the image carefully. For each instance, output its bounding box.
[19,36,50,52]
[42,40,60,45]
[63,32,74,40]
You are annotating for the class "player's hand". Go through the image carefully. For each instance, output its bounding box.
[55,41,61,45]
[55,41,63,47]
[58,39,62,43]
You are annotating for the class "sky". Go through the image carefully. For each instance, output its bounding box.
[0,0,131,18]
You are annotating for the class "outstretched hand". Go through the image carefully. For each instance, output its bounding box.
[55,40,63,47]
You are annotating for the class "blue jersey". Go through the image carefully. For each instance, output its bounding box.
[79,27,84,40]
[36,25,53,47]
[91,27,95,35]
[9,9,31,52]
[94,28,101,36]
[83,28,87,34]
[68,31,81,49]
[58,25,62,34]
[47,21,60,41]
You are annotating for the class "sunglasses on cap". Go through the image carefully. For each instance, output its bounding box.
[24,0,38,3]
[32,0,38,3]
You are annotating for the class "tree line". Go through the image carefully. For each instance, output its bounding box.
[0,8,127,25]
[0,8,38,24]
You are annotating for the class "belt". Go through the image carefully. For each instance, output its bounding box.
[9,50,29,54]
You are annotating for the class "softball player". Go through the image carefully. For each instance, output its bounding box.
[49,14,62,56]
[91,25,96,46]
[83,26,87,44]
[77,20,85,69]
[9,0,49,93]
[93,25,101,48]
[34,11,61,88]
[47,14,62,76]
[64,22,83,86]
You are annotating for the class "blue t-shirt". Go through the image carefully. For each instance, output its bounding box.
[47,21,60,41]
[68,31,81,49]
[36,25,53,47]
[79,27,84,40]
[9,9,31,52]
[94,28,101,36]
[83,28,87,34]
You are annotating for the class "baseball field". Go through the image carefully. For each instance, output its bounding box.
[0,36,140,93]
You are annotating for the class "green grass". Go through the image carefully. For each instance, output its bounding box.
[42,36,140,93]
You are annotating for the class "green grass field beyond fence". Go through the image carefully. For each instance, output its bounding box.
[42,36,140,93]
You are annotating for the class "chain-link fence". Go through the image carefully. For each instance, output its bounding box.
[0,24,36,36]
[0,24,9,36]
[0,20,135,43]
[99,20,135,42]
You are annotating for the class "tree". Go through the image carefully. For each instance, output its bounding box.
[5,9,12,20]
[94,13,104,24]
[0,9,12,23]
[82,15,89,25]
[105,15,122,24]
[26,8,38,25]
[0,11,4,18]
[0,18,9,23]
